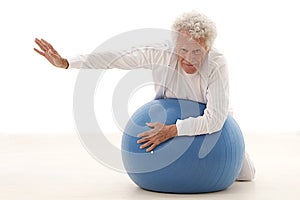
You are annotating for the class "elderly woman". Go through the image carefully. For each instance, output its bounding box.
[34,11,255,181]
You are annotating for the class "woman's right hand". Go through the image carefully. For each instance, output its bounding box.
[34,38,69,69]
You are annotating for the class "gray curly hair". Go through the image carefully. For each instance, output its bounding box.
[172,11,217,49]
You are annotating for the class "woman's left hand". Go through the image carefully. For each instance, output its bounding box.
[137,122,178,152]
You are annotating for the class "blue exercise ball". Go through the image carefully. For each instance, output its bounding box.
[121,98,245,193]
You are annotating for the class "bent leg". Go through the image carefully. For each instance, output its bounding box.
[236,152,256,181]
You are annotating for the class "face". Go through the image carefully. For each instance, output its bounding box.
[176,31,209,74]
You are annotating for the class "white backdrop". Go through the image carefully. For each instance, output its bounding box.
[0,0,299,134]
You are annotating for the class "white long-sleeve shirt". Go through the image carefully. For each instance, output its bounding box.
[68,41,229,136]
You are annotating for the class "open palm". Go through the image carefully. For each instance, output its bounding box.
[34,38,68,68]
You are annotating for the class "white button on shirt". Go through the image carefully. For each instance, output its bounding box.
[68,41,229,136]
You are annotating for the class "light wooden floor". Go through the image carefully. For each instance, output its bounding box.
[1,132,300,200]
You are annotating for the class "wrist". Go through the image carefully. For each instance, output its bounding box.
[62,58,69,69]
[168,124,178,137]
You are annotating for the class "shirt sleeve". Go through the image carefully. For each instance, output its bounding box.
[67,43,172,70]
[175,54,229,136]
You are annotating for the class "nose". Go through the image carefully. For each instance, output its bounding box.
[184,51,194,63]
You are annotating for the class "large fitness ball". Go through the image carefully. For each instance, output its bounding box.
[121,98,245,193]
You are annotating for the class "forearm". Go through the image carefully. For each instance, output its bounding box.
[175,111,227,136]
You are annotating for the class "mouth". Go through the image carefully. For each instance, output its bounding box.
[182,62,196,68]
[181,62,198,74]
[185,63,194,67]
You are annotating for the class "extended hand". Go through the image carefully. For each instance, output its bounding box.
[137,122,178,152]
[34,38,69,69]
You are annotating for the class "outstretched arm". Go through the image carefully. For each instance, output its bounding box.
[34,38,69,69]
[34,38,173,70]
